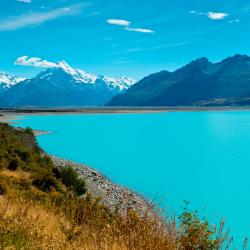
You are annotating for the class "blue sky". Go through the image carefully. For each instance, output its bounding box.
[0,0,249,80]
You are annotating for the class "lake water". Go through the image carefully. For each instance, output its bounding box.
[14,111,250,246]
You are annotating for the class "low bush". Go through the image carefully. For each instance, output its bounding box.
[8,159,19,171]
[60,167,86,196]
[25,127,34,135]
[32,174,59,192]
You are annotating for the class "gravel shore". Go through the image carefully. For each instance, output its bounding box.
[51,156,152,215]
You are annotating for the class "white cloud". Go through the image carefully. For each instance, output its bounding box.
[15,56,58,68]
[207,12,229,20]
[125,27,155,34]
[107,19,131,26]
[190,10,229,20]
[17,0,31,3]
[0,4,85,31]
[107,19,154,34]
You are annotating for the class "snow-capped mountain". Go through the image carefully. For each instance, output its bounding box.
[0,73,25,93]
[1,61,134,107]
[97,75,134,91]
[36,61,134,89]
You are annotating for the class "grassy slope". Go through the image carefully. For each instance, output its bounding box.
[0,123,233,249]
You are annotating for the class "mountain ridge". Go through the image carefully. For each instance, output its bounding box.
[108,54,250,107]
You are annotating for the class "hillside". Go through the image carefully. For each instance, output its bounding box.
[108,54,250,107]
[0,123,231,249]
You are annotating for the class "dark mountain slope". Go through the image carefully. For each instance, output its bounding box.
[108,55,250,106]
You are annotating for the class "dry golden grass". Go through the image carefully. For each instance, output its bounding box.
[0,168,236,250]
[1,169,32,180]
[0,189,232,250]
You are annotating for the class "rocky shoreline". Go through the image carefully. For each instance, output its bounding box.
[51,156,152,215]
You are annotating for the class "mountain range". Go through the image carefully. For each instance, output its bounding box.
[2,54,250,107]
[0,61,134,107]
[108,54,250,107]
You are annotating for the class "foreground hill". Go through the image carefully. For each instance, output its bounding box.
[1,62,134,107]
[0,123,231,249]
[108,54,250,106]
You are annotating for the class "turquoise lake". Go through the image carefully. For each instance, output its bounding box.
[14,111,250,246]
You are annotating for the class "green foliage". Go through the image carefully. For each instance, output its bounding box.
[32,174,59,192]
[8,158,19,171]
[25,126,34,135]
[60,167,86,196]
[0,230,29,250]
[0,123,86,197]
[0,123,41,172]
[178,202,223,249]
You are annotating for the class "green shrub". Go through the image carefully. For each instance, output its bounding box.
[60,167,86,196]
[18,151,31,162]
[32,174,59,192]
[25,127,33,135]
[8,159,19,171]
[52,167,61,179]
[178,202,222,249]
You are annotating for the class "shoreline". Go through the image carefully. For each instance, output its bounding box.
[1,106,250,116]
[0,115,50,136]
[52,156,151,215]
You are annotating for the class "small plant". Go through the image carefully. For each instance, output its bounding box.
[18,151,31,162]
[178,201,226,250]
[60,167,86,196]
[25,127,34,135]
[32,174,59,192]
[8,159,19,171]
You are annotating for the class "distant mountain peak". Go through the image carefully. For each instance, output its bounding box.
[1,61,135,107]
[36,61,134,89]
[189,57,210,68]
[57,61,79,76]
[223,54,250,62]
[0,73,25,89]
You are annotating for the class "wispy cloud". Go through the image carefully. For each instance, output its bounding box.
[125,27,155,34]
[17,0,31,3]
[107,18,155,34]
[190,10,229,20]
[207,12,229,20]
[15,56,58,68]
[0,4,86,31]
[113,42,189,56]
[228,19,240,23]
[107,19,130,26]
